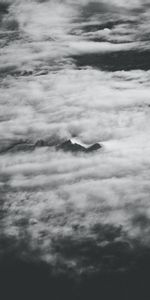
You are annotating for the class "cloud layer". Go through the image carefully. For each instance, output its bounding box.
[1,0,150,275]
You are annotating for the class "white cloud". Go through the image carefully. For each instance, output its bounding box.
[1,0,150,271]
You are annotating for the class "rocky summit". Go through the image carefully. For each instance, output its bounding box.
[57,140,102,153]
[0,139,102,154]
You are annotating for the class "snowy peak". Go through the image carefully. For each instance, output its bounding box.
[57,140,102,153]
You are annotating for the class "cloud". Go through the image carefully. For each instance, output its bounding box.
[68,41,140,54]
[1,0,150,275]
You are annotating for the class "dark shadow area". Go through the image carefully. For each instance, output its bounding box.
[79,19,136,34]
[0,2,10,15]
[79,1,114,21]
[72,50,150,71]
[1,241,150,300]
[132,212,150,229]
[0,138,58,154]
[0,1,11,30]
[1,223,150,300]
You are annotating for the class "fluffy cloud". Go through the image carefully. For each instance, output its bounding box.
[1,0,150,275]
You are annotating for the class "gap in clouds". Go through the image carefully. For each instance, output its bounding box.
[71,50,150,71]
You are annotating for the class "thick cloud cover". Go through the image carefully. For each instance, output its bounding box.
[1,0,150,282]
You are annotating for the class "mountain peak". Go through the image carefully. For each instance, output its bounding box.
[57,140,102,153]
